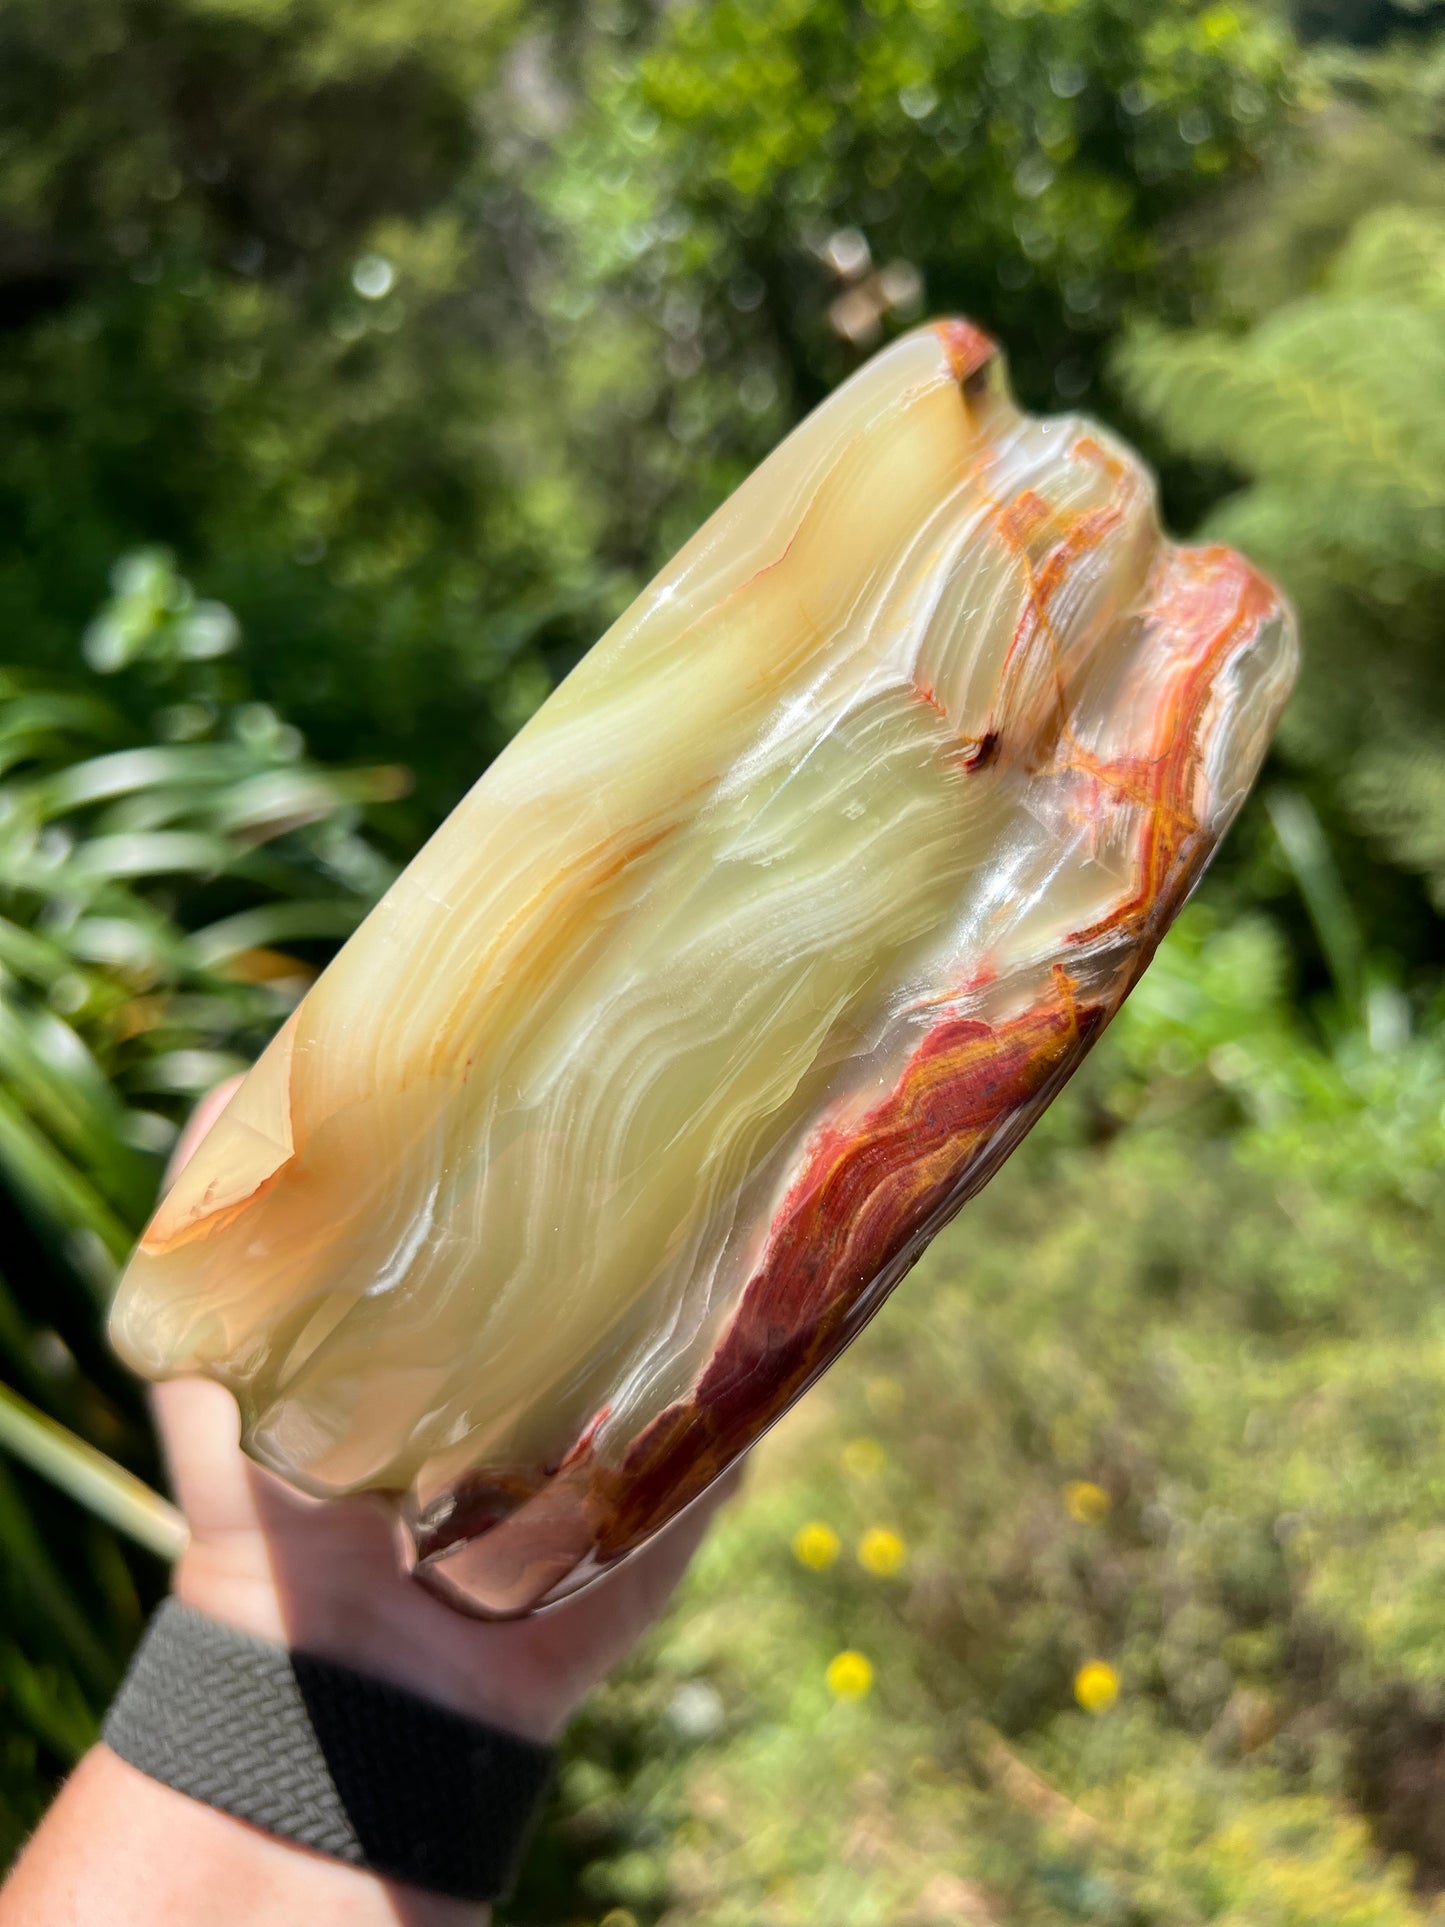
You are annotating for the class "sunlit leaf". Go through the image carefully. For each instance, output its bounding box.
[0,1382,185,1564]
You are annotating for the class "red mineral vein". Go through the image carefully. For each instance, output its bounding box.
[584,985,1109,1558]
[573,554,1284,1566]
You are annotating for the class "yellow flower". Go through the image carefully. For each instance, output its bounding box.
[1064,1479,1110,1526]
[857,1526,907,1577]
[793,1521,841,1571]
[841,1435,888,1480]
[826,1649,874,1699]
[1199,3,1241,42]
[1074,1660,1120,1713]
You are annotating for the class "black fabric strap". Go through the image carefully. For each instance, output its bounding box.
[102,1598,555,1903]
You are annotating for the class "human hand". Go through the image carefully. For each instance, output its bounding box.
[0,1078,738,1927]
[157,1079,739,1743]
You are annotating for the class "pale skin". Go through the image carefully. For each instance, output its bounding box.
[0,1079,737,1926]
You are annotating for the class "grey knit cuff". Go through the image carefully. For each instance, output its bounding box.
[103,1598,555,1902]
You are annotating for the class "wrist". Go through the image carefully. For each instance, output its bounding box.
[1,1748,490,1927]
[100,1599,554,1910]
[173,1513,570,1745]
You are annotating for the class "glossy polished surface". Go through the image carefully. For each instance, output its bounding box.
[110,321,1297,1616]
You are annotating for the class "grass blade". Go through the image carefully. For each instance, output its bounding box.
[0,1380,186,1562]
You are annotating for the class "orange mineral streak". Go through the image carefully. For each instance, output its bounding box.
[935,317,999,387]
[1060,546,1279,952]
[420,814,684,1078]
[140,1010,300,1255]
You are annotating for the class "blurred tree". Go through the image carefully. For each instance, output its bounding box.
[1291,0,1445,46]
[0,0,1301,822]
[0,0,613,819]
[456,0,1309,669]
[1118,59,1445,999]
[535,0,1295,521]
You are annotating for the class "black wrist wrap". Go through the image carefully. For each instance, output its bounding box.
[102,1598,555,1903]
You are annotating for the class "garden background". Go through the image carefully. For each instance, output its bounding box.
[1,0,1444,1917]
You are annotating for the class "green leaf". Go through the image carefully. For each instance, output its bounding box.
[1266,789,1366,1016]
[0,1381,185,1565]
[0,1086,133,1274]
[64,831,233,884]
[0,1644,100,1762]
[0,916,73,990]
[189,898,366,965]
[35,744,251,815]
[0,1460,117,1698]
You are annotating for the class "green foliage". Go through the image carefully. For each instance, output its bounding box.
[1119,116,1445,959]
[506,910,1445,1923]
[1293,0,1445,49]
[0,0,611,816]
[1116,43,1445,942]
[530,0,1296,584]
[0,548,397,1252]
[0,553,392,1857]
[616,0,1290,383]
